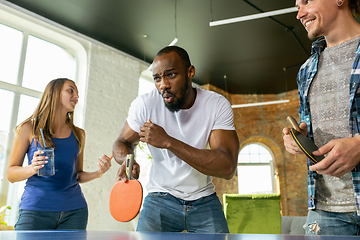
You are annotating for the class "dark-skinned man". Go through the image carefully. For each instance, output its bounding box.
[113,46,239,233]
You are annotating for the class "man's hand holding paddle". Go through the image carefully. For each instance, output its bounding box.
[283,116,360,177]
[283,116,324,164]
[283,120,308,155]
[116,157,140,182]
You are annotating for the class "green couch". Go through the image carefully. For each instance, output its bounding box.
[223,193,281,234]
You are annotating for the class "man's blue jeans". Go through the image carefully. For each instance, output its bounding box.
[305,209,360,235]
[136,192,229,233]
[15,207,88,230]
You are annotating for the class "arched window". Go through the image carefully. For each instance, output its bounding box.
[237,143,277,195]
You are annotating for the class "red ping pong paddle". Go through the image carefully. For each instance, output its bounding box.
[286,116,324,164]
[109,154,143,222]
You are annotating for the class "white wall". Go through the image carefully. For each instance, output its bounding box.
[82,43,147,231]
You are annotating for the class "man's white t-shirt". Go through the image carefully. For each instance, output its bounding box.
[127,87,235,201]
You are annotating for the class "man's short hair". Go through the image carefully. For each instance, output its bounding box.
[156,46,191,69]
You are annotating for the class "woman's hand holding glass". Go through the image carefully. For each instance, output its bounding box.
[30,150,48,175]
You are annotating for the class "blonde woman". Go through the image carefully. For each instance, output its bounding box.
[7,78,111,230]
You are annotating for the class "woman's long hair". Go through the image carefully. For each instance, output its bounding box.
[16,78,84,152]
[349,0,360,17]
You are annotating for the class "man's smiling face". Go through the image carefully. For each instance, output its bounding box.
[296,0,339,40]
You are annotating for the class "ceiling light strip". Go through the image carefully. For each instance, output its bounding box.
[231,99,289,108]
[169,37,178,46]
[210,7,298,27]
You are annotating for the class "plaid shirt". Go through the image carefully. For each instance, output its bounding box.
[297,37,360,215]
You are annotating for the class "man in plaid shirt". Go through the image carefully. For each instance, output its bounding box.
[283,0,360,236]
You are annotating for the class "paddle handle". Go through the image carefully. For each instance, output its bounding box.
[125,154,134,180]
[286,116,302,132]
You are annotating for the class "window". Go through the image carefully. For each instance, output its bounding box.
[138,67,155,95]
[0,4,87,225]
[237,143,277,195]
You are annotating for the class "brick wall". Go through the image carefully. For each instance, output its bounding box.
[202,84,308,217]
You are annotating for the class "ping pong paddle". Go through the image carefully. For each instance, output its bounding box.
[109,154,143,222]
[286,116,324,164]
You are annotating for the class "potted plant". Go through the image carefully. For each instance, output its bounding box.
[0,206,13,230]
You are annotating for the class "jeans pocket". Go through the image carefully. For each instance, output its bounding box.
[200,193,218,203]
[18,209,24,216]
